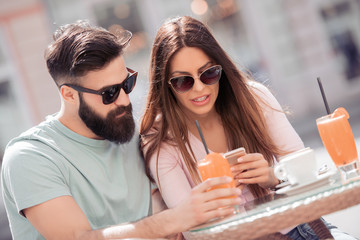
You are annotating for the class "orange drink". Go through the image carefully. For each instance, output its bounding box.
[316,107,359,183]
[197,152,236,191]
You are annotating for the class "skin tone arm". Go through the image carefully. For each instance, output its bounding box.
[230,153,280,189]
[24,177,241,240]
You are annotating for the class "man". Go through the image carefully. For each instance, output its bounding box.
[1,20,241,239]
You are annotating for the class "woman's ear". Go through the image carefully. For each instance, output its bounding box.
[60,85,78,104]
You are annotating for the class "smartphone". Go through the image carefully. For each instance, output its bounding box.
[223,147,246,165]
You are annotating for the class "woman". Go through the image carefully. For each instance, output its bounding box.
[140,16,354,239]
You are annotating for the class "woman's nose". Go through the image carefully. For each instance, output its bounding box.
[192,77,205,92]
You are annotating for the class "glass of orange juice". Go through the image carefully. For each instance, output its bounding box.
[316,107,360,183]
[197,152,236,193]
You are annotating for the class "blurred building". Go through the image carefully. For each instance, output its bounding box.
[0,1,360,239]
[0,0,360,154]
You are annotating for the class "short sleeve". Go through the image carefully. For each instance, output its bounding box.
[2,140,71,216]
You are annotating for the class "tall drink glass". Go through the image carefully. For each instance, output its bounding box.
[316,107,360,183]
[197,152,236,194]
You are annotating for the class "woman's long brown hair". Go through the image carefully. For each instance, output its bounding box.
[140,16,282,199]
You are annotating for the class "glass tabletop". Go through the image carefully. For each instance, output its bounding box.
[190,171,360,233]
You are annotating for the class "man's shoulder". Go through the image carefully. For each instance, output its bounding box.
[8,117,57,147]
[3,116,62,163]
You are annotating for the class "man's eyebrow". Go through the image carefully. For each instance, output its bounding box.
[99,71,129,90]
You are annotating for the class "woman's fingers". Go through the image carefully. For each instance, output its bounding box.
[235,167,268,179]
[230,153,274,185]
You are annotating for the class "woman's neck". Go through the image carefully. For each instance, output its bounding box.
[186,111,229,153]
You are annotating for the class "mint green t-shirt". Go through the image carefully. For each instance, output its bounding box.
[1,115,151,240]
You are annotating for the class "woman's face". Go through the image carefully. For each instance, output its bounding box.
[168,47,220,119]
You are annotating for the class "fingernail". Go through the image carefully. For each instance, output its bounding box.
[225,176,232,182]
[230,167,235,171]
[237,157,243,163]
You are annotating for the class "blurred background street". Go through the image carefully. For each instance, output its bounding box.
[1,0,360,239]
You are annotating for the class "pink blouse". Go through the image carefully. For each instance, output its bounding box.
[148,81,305,210]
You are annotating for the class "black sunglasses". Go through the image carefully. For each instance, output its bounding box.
[61,67,137,105]
[168,65,222,93]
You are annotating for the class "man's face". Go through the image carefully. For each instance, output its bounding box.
[78,95,135,143]
[74,56,135,143]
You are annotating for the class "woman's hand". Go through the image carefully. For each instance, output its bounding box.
[230,153,279,189]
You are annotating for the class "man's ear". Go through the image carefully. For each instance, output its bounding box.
[60,85,78,104]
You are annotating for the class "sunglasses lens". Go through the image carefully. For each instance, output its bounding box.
[169,65,222,93]
[101,71,137,104]
[200,66,222,85]
[102,85,120,104]
[170,76,194,93]
[123,74,136,94]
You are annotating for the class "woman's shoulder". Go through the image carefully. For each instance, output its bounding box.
[247,80,272,96]
[246,80,279,107]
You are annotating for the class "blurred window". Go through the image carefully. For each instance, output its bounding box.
[0,43,5,65]
[198,0,260,76]
[93,0,147,55]
[43,0,88,32]
[320,0,360,81]
[0,80,10,100]
[0,32,27,158]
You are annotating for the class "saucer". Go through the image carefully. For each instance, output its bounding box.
[276,171,336,196]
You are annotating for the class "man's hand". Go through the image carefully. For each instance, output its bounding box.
[23,177,242,239]
[170,176,242,232]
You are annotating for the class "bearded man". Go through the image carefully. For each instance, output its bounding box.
[1,20,240,240]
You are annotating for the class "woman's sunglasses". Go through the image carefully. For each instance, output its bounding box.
[61,67,137,105]
[168,65,222,93]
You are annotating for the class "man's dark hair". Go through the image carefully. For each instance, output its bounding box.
[45,20,131,86]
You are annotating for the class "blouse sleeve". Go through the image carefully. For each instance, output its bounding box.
[148,143,194,209]
[249,81,305,159]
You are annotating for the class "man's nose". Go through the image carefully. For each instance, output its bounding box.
[114,88,130,106]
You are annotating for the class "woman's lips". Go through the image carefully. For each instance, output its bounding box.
[191,95,210,105]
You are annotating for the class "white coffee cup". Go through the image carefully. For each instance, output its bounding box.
[274,147,318,185]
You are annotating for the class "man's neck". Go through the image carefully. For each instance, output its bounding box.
[55,111,103,140]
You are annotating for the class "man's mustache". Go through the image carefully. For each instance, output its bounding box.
[109,104,133,117]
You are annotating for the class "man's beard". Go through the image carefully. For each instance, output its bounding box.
[78,95,135,143]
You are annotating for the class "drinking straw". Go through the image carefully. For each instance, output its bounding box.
[195,120,210,154]
[317,77,331,114]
